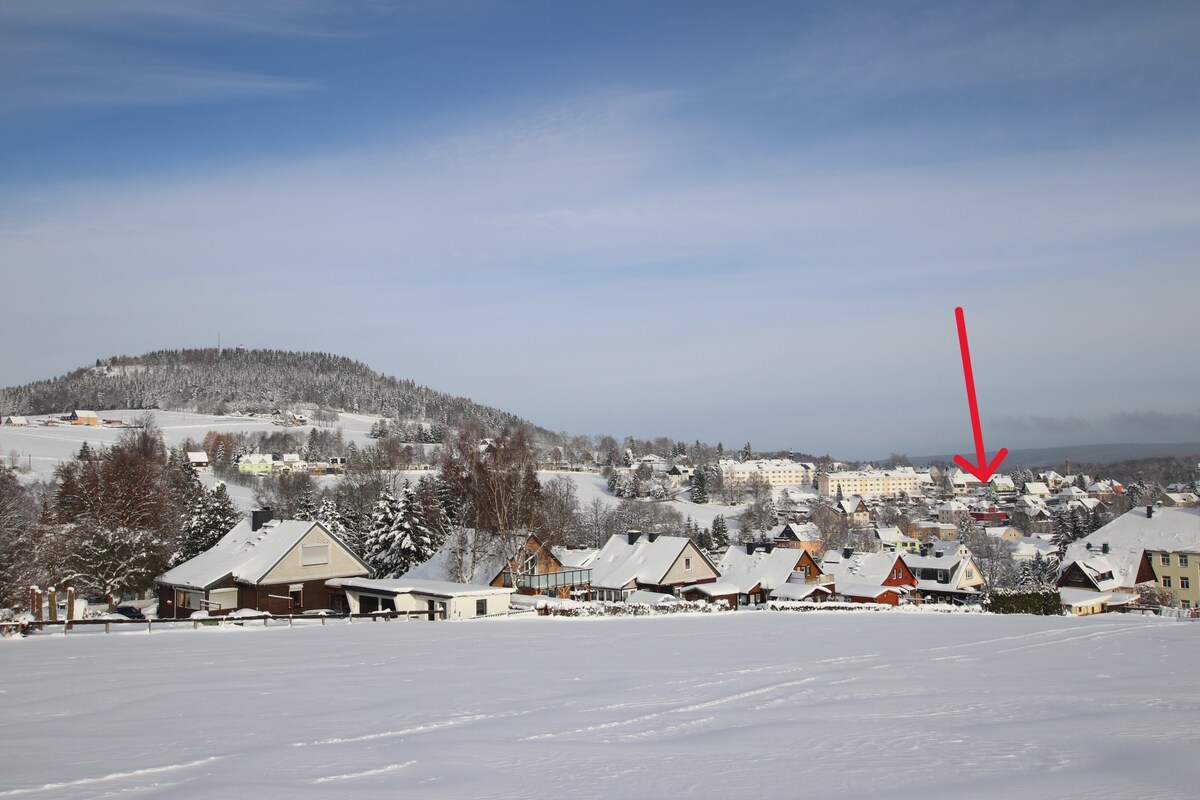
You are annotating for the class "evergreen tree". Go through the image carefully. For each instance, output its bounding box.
[1051,509,1078,558]
[690,469,709,504]
[362,489,402,576]
[1017,551,1059,588]
[740,442,753,462]
[172,483,241,566]
[711,514,729,550]
[361,483,436,578]
[295,487,318,521]
[316,496,354,548]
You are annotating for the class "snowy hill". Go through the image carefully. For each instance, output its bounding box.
[0,348,544,435]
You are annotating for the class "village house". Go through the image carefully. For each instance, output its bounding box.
[327,577,514,619]
[1160,492,1200,508]
[187,451,210,473]
[773,521,823,553]
[690,543,823,608]
[237,453,277,474]
[70,410,99,426]
[904,541,984,605]
[1061,505,1200,610]
[156,511,370,618]
[834,497,872,527]
[821,549,918,606]
[2,415,28,427]
[406,531,592,600]
[874,525,921,553]
[1059,588,1114,616]
[589,532,720,601]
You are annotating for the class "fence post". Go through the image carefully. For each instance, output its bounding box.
[30,587,42,622]
[65,588,75,631]
[47,587,58,623]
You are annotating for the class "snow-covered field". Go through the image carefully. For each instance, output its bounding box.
[2,612,1197,799]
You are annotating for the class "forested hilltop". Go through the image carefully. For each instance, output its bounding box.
[0,348,541,433]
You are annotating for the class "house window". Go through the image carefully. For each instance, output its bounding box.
[966,569,975,580]
[1181,577,1191,590]
[289,584,303,609]
[1183,600,1192,609]
[684,557,693,571]
[520,549,538,574]
[476,598,488,617]
[1180,555,1190,568]
[301,544,330,566]
[1161,553,1170,566]
[1162,576,1172,588]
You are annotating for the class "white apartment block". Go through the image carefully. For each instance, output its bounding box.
[720,459,817,488]
[818,468,929,499]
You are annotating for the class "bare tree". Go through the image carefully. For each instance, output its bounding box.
[539,474,583,547]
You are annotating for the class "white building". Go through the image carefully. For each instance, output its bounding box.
[818,468,929,499]
[721,459,817,488]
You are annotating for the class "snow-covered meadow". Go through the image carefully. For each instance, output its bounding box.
[2,612,1197,799]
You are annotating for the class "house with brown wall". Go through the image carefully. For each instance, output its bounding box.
[156,511,369,618]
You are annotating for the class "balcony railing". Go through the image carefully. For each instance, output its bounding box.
[503,568,592,591]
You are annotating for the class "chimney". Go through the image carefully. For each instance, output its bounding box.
[765,543,775,553]
[251,508,274,531]
[842,547,853,559]
[647,532,658,543]
[746,543,755,555]
[935,550,943,558]
[627,530,641,545]
[1146,505,1154,519]
[1101,542,1110,554]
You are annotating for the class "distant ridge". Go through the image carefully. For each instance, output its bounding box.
[0,348,545,436]
[912,442,1200,469]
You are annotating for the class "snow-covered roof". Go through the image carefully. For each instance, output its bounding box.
[403,529,530,586]
[1024,482,1051,496]
[159,519,365,590]
[1058,588,1113,608]
[836,582,906,600]
[589,532,703,590]
[776,522,820,541]
[552,546,599,569]
[626,590,683,604]
[769,583,832,601]
[187,451,209,463]
[680,581,740,597]
[328,577,514,598]
[1069,506,1200,557]
[1012,537,1057,560]
[822,551,904,586]
[716,546,806,593]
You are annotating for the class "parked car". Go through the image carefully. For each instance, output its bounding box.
[114,605,145,620]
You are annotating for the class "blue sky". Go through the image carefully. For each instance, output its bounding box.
[2,0,1198,458]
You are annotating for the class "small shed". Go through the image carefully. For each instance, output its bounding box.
[329,577,515,620]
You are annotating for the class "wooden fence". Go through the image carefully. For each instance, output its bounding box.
[1,608,447,637]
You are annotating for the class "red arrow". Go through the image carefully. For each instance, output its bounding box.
[952,306,1008,482]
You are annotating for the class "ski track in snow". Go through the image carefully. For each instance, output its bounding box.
[311,761,417,783]
[0,757,223,797]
